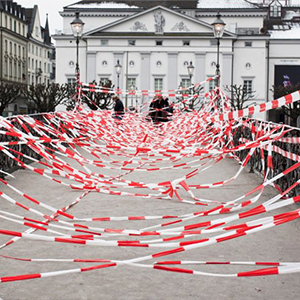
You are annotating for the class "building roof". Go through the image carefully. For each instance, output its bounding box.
[25,5,52,45]
[65,0,199,10]
[197,0,259,9]
[0,0,26,21]
[270,24,300,38]
[24,6,37,36]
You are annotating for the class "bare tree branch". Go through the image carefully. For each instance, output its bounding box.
[224,84,256,110]
[23,83,72,113]
[0,81,23,115]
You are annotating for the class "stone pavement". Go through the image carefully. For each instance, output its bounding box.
[0,155,300,300]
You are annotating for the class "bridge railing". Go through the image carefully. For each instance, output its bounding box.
[1,113,300,198]
[232,119,300,197]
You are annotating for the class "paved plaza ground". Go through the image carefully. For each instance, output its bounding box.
[0,154,300,300]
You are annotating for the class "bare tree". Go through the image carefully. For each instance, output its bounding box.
[0,81,23,116]
[23,83,72,113]
[224,84,256,110]
[63,80,114,111]
[82,79,114,110]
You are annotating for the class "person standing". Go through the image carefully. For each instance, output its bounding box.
[113,96,124,120]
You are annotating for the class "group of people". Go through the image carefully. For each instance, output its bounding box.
[112,95,174,123]
[147,96,174,123]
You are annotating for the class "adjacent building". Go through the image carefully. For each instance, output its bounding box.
[25,6,55,86]
[0,0,28,84]
[0,0,28,116]
[0,0,55,116]
[54,0,300,120]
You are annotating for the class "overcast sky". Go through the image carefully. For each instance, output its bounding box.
[17,0,74,34]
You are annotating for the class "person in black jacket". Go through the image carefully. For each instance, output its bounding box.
[113,96,124,120]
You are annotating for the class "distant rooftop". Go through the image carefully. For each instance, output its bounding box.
[197,0,258,9]
[64,1,198,10]
[64,0,300,10]
[66,1,139,9]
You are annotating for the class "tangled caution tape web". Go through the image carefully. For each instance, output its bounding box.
[0,82,300,282]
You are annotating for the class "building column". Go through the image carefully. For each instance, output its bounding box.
[222,52,233,88]
[86,51,97,83]
[195,52,206,83]
[167,52,178,90]
[140,52,151,90]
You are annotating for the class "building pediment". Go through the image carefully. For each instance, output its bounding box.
[84,6,235,37]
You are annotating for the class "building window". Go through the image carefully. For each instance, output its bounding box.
[183,40,190,46]
[127,78,136,89]
[181,78,191,88]
[100,78,109,85]
[35,26,39,37]
[154,78,163,90]
[9,61,12,77]
[245,42,252,47]
[270,2,282,18]
[18,63,21,79]
[67,77,76,84]
[14,62,17,78]
[128,40,136,46]
[28,58,30,68]
[101,40,108,46]
[209,78,218,91]
[156,40,163,46]
[243,80,253,95]
[4,60,8,76]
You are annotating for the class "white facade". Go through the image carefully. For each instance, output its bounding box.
[54,1,300,119]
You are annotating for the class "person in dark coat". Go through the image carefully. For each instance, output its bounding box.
[152,96,165,122]
[113,96,124,120]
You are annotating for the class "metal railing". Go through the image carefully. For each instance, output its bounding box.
[232,119,300,197]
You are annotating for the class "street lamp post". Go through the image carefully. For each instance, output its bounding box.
[130,84,134,107]
[187,61,195,84]
[187,61,195,109]
[115,60,122,93]
[211,12,226,87]
[70,11,85,101]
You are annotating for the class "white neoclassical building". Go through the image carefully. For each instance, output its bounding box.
[54,0,300,120]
